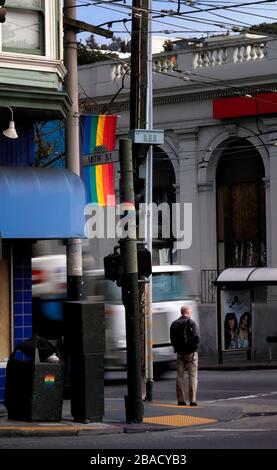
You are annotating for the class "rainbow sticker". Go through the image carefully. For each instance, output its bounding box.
[44,374,55,385]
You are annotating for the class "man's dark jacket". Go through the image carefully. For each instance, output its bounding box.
[170,316,200,354]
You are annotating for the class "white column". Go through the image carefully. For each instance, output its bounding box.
[197,182,217,270]
[177,131,200,297]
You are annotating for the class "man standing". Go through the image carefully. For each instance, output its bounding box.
[170,305,200,406]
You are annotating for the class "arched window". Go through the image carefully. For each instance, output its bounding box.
[152,148,176,265]
[216,139,266,269]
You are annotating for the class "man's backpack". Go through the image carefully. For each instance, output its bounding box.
[183,320,197,353]
[170,317,200,354]
[170,318,199,354]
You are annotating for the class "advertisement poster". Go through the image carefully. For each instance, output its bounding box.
[222,290,252,351]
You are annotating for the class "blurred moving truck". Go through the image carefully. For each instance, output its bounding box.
[32,256,199,373]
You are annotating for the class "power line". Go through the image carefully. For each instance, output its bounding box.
[76,0,277,39]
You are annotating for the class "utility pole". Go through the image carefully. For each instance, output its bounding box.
[119,139,144,423]
[130,0,148,134]
[64,0,84,300]
[130,0,155,400]
[63,1,112,299]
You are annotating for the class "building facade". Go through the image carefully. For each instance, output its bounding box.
[78,32,277,357]
[0,1,85,404]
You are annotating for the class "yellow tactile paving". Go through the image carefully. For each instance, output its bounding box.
[143,415,217,427]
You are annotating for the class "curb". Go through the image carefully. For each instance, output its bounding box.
[0,423,175,438]
[0,406,243,438]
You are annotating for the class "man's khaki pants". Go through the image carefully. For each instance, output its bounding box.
[176,351,198,403]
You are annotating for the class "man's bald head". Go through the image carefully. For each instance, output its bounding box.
[181,305,192,317]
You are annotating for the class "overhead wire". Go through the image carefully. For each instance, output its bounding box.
[76,0,277,172]
[76,0,277,35]
[188,0,277,24]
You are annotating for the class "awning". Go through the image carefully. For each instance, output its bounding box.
[0,167,85,239]
[213,92,277,120]
[215,267,277,286]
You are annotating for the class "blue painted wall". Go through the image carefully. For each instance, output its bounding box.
[0,126,34,166]
[0,124,34,403]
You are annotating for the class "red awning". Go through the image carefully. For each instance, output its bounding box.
[213,92,277,120]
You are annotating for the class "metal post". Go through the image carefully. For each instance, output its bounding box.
[130,0,150,400]
[63,0,84,300]
[144,0,153,401]
[217,286,223,364]
[119,139,144,423]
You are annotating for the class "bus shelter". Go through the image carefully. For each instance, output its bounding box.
[214,267,277,363]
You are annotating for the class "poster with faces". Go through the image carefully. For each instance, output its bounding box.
[222,290,252,350]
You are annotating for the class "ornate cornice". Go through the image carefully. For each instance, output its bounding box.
[80,83,277,115]
[0,54,66,79]
[0,87,71,121]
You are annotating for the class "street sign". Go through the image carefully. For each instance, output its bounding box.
[129,129,164,145]
[83,149,118,166]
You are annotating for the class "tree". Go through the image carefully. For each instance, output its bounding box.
[34,121,65,168]
[163,40,174,52]
[249,22,277,35]
[85,34,99,49]
[77,41,110,65]
[77,34,131,65]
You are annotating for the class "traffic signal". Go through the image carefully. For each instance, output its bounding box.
[104,246,123,286]
[104,244,151,284]
[0,1,6,23]
[134,177,145,207]
[137,245,152,278]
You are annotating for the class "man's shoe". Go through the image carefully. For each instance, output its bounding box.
[190,402,197,406]
[178,401,187,406]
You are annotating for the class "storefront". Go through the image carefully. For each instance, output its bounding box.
[0,167,85,402]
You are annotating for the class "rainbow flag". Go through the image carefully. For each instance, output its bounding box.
[80,115,118,206]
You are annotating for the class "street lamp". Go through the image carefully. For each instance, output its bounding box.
[2,106,18,139]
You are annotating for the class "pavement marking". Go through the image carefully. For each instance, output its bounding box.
[151,403,200,409]
[191,428,277,432]
[143,415,217,427]
[206,391,277,403]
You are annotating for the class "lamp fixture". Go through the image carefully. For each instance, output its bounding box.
[2,106,18,139]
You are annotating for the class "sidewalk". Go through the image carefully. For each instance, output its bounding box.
[199,353,277,371]
[0,399,243,438]
[0,356,276,438]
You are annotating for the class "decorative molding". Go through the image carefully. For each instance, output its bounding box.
[80,84,277,115]
[261,117,277,129]
[0,54,66,80]
[175,127,199,137]
[45,0,59,60]
[224,123,237,137]
[193,41,267,68]
[0,87,70,120]
[197,182,214,192]
[0,68,62,91]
